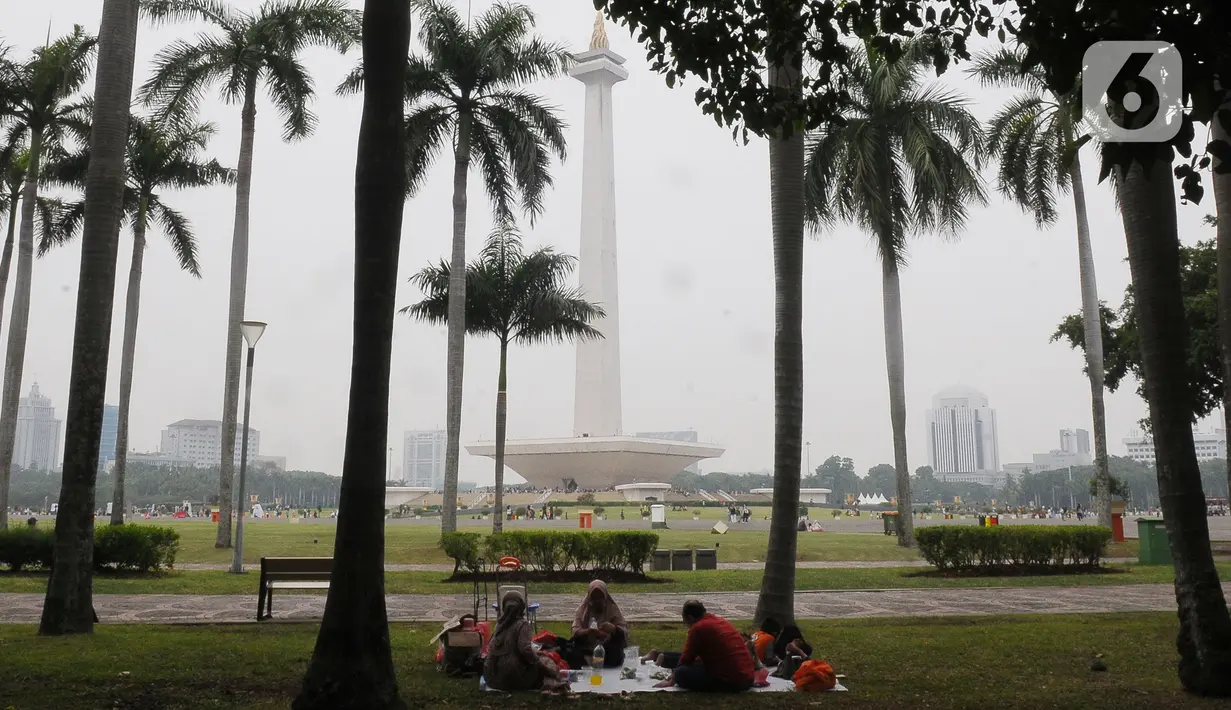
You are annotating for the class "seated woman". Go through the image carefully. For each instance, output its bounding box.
[484,590,569,692]
[773,624,813,661]
[567,580,629,668]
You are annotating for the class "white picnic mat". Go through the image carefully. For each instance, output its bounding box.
[486,664,848,694]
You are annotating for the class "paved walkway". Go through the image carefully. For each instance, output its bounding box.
[177,560,942,572]
[3,583,1219,625]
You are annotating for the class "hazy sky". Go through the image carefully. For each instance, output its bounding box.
[4,1,1216,484]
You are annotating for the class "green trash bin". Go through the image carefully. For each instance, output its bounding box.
[1137,517,1172,565]
[882,511,899,536]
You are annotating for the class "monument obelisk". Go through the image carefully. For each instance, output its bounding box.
[571,14,628,438]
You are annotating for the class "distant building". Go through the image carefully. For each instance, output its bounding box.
[98,404,119,470]
[403,429,446,489]
[15,383,61,472]
[125,451,197,468]
[926,386,1000,475]
[1124,427,1226,466]
[160,419,260,468]
[1019,428,1095,473]
[635,430,701,474]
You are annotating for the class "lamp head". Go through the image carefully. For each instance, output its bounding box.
[240,321,267,348]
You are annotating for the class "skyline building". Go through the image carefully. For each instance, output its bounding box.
[160,419,260,468]
[1124,427,1226,466]
[403,429,446,490]
[926,385,1001,483]
[98,404,119,470]
[14,382,61,472]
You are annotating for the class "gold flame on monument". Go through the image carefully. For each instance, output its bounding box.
[589,11,609,50]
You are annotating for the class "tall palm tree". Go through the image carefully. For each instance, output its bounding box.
[339,0,570,533]
[0,142,64,335]
[404,221,604,534]
[39,0,141,637]
[968,46,1113,528]
[294,0,408,705]
[41,109,235,527]
[803,39,986,548]
[753,3,807,628]
[0,27,96,529]
[141,0,361,547]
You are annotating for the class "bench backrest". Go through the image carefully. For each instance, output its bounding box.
[260,557,334,579]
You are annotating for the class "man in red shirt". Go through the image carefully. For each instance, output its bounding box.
[653,600,755,692]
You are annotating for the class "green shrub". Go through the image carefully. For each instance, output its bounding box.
[576,493,597,506]
[93,525,180,572]
[443,531,659,575]
[0,527,55,571]
[915,525,1112,572]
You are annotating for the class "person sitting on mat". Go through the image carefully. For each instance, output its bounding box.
[484,590,569,692]
[773,623,813,662]
[647,600,755,692]
[568,579,629,668]
[750,617,783,665]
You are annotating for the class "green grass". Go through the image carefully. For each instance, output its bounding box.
[129,521,932,565]
[0,562,1215,596]
[0,614,1221,709]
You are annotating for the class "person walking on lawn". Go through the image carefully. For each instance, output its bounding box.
[649,600,755,692]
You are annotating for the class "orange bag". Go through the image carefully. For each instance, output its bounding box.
[793,660,837,692]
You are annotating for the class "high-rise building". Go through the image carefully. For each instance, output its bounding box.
[14,382,61,472]
[635,430,702,473]
[160,419,260,468]
[403,429,446,489]
[1124,427,1226,466]
[926,386,1000,477]
[98,404,119,470]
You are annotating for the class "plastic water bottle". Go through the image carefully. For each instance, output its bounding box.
[591,644,605,686]
[479,675,487,692]
[590,618,598,630]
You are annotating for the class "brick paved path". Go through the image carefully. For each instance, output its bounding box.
[3,583,1220,625]
[176,560,941,572]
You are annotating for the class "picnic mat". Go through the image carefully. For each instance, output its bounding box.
[486,664,849,694]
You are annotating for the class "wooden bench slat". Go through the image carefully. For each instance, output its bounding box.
[267,581,331,589]
[258,557,334,621]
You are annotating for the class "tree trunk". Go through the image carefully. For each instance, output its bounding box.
[440,110,472,534]
[216,81,258,548]
[881,259,914,546]
[110,197,147,525]
[0,192,18,335]
[293,0,409,705]
[754,22,805,627]
[0,128,43,527]
[1118,152,1231,696]
[39,0,139,635]
[1069,152,1111,527]
[492,337,508,535]
[1213,99,1231,504]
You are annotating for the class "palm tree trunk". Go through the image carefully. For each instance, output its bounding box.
[881,258,914,546]
[1118,154,1231,695]
[216,81,258,548]
[1212,99,1231,503]
[0,193,18,335]
[754,25,805,628]
[110,197,148,526]
[1068,151,1111,528]
[294,0,409,705]
[39,0,139,635]
[440,110,472,534]
[0,129,43,528]
[492,337,508,535]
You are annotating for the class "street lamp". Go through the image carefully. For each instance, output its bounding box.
[230,320,267,575]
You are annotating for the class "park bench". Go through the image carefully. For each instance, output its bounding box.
[257,557,333,621]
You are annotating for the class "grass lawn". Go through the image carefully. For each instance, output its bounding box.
[134,522,931,565]
[0,562,1214,596]
[0,613,1220,709]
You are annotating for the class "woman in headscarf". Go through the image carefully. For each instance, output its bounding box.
[567,579,629,668]
[484,590,568,692]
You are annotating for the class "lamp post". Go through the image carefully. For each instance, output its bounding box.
[230,320,267,575]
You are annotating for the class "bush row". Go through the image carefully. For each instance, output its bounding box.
[0,525,180,573]
[915,525,1112,571]
[441,531,659,575]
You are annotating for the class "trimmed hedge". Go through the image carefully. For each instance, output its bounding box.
[0,524,180,573]
[441,531,659,575]
[915,525,1112,571]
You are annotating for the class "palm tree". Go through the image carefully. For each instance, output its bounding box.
[141,0,361,547]
[294,0,408,705]
[404,221,604,534]
[803,39,986,548]
[39,0,142,637]
[41,109,234,527]
[339,0,570,533]
[968,46,1113,528]
[0,27,96,529]
[0,142,65,335]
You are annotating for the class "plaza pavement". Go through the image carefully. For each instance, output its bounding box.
[174,560,940,572]
[3,583,1223,625]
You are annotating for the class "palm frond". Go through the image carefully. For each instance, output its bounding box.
[139,36,235,115]
[33,196,65,256]
[142,0,237,29]
[148,198,201,276]
[261,52,317,140]
[965,46,1048,94]
[404,104,453,196]
[468,118,515,219]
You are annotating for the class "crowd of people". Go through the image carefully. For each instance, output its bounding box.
[480,580,825,694]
